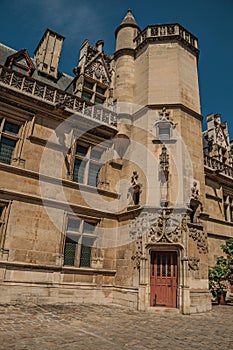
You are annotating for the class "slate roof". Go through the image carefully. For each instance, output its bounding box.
[121,9,138,26]
[0,42,75,94]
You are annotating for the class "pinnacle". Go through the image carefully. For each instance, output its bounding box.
[121,9,138,26]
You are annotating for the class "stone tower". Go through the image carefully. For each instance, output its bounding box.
[114,10,140,106]
[114,11,211,314]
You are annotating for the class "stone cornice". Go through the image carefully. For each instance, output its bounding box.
[135,35,199,58]
[114,48,135,60]
[0,163,119,199]
[134,24,199,58]
[206,216,233,227]
[0,260,116,276]
[144,103,203,122]
[115,22,140,38]
[0,187,119,220]
[204,166,233,186]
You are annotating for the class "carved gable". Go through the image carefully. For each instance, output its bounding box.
[215,124,228,148]
[204,113,233,166]
[74,39,115,103]
[85,56,111,85]
[5,49,35,76]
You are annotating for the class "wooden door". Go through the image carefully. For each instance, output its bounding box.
[150,251,177,307]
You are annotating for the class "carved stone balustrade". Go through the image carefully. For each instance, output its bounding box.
[0,65,117,127]
[134,24,198,55]
[204,155,233,178]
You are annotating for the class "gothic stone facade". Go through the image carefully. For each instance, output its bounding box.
[0,11,232,314]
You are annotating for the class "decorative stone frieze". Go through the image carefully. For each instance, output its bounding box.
[188,257,200,271]
[131,238,144,269]
[189,227,208,254]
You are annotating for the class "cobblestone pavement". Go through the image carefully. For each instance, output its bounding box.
[0,303,232,350]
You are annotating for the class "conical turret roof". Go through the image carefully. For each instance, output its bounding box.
[121,9,138,26]
[115,9,140,37]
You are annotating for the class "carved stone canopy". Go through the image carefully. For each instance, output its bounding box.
[129,209,208,270]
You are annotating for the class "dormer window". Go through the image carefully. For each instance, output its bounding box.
[81,78,106,105]
[5,49,35,76]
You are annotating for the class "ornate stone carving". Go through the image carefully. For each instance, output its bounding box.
[159,146,169,206]
[129,212,158,241]
[159,146,169,182]
[189,227,208,254]
[85,61,109,84]
[131,238,143,269]
[148,209,187,244]
[191,181,199,200]
[159,106,170,120]
[129,209,189,246]
[128,171,142,205]
[188,257,200,271]
[189,181,203,223]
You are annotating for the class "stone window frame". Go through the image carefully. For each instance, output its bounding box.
[82,77,107,105]
[0,200,11,257]
[71,141,105,187]
[223,195,233,222]
[157,121,173,141]
[63,215,98,268]
[0,114,25,165]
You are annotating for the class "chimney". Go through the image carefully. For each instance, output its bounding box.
[34,29,65,80]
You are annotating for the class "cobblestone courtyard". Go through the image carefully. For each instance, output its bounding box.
[0,303,232,349]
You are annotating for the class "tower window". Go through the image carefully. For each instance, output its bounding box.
[158,126,171,140]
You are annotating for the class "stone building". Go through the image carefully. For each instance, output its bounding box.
[0,10,232,314]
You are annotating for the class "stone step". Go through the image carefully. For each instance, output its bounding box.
[146,306,180,314]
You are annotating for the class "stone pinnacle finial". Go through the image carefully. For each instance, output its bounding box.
[121,9,138,26]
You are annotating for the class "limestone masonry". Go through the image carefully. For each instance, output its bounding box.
[0,10,232,314]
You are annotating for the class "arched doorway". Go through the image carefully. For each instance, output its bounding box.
[150,251,178,307]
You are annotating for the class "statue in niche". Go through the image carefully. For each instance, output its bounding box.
[159,145,169,207]
[128,171,142,205]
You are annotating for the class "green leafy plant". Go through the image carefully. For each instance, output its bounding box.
[208,238,233,301]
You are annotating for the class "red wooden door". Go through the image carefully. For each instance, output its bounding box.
[150,251,177,307]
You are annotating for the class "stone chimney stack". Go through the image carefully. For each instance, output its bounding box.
[34,29,65,80]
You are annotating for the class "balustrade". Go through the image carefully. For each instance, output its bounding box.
[134,24,198,50]
[0,65,117,127]
[204,155,233,178]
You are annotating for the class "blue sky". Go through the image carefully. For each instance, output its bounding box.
[0,0,232,137]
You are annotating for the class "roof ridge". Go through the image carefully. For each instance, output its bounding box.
[0,42,17,52]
